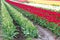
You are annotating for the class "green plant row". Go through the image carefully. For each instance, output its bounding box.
[4,1,38,38]
[1,1,18,40]
[12,4,60,36]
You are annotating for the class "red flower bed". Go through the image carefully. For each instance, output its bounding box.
[6,0,60,26]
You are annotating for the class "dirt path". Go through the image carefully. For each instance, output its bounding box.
[33,24,56,40]
[0,36,3,40]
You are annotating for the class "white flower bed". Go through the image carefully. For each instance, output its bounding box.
[10,0,60,12]
[22,3,60,12]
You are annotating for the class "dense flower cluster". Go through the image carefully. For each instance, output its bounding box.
[6,0,60,26]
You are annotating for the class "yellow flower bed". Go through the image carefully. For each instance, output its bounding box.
[28,0,60,6]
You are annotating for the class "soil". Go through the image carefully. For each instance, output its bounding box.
[14,27,25,40]
[0,37,3,40]
[13,20,25,40]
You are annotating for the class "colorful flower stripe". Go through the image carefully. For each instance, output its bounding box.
[6,0,60,26]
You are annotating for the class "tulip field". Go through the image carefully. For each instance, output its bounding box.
[1,0,60,40]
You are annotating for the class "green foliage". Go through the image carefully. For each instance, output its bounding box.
[26,37,32,40]
[4,1,38,38]
[1,1,18,40]
[12,4,60,36]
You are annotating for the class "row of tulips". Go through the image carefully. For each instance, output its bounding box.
[4,1,38,38]
[11,4,60,36]
[1,1,18,40]
[6,0,60,26]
